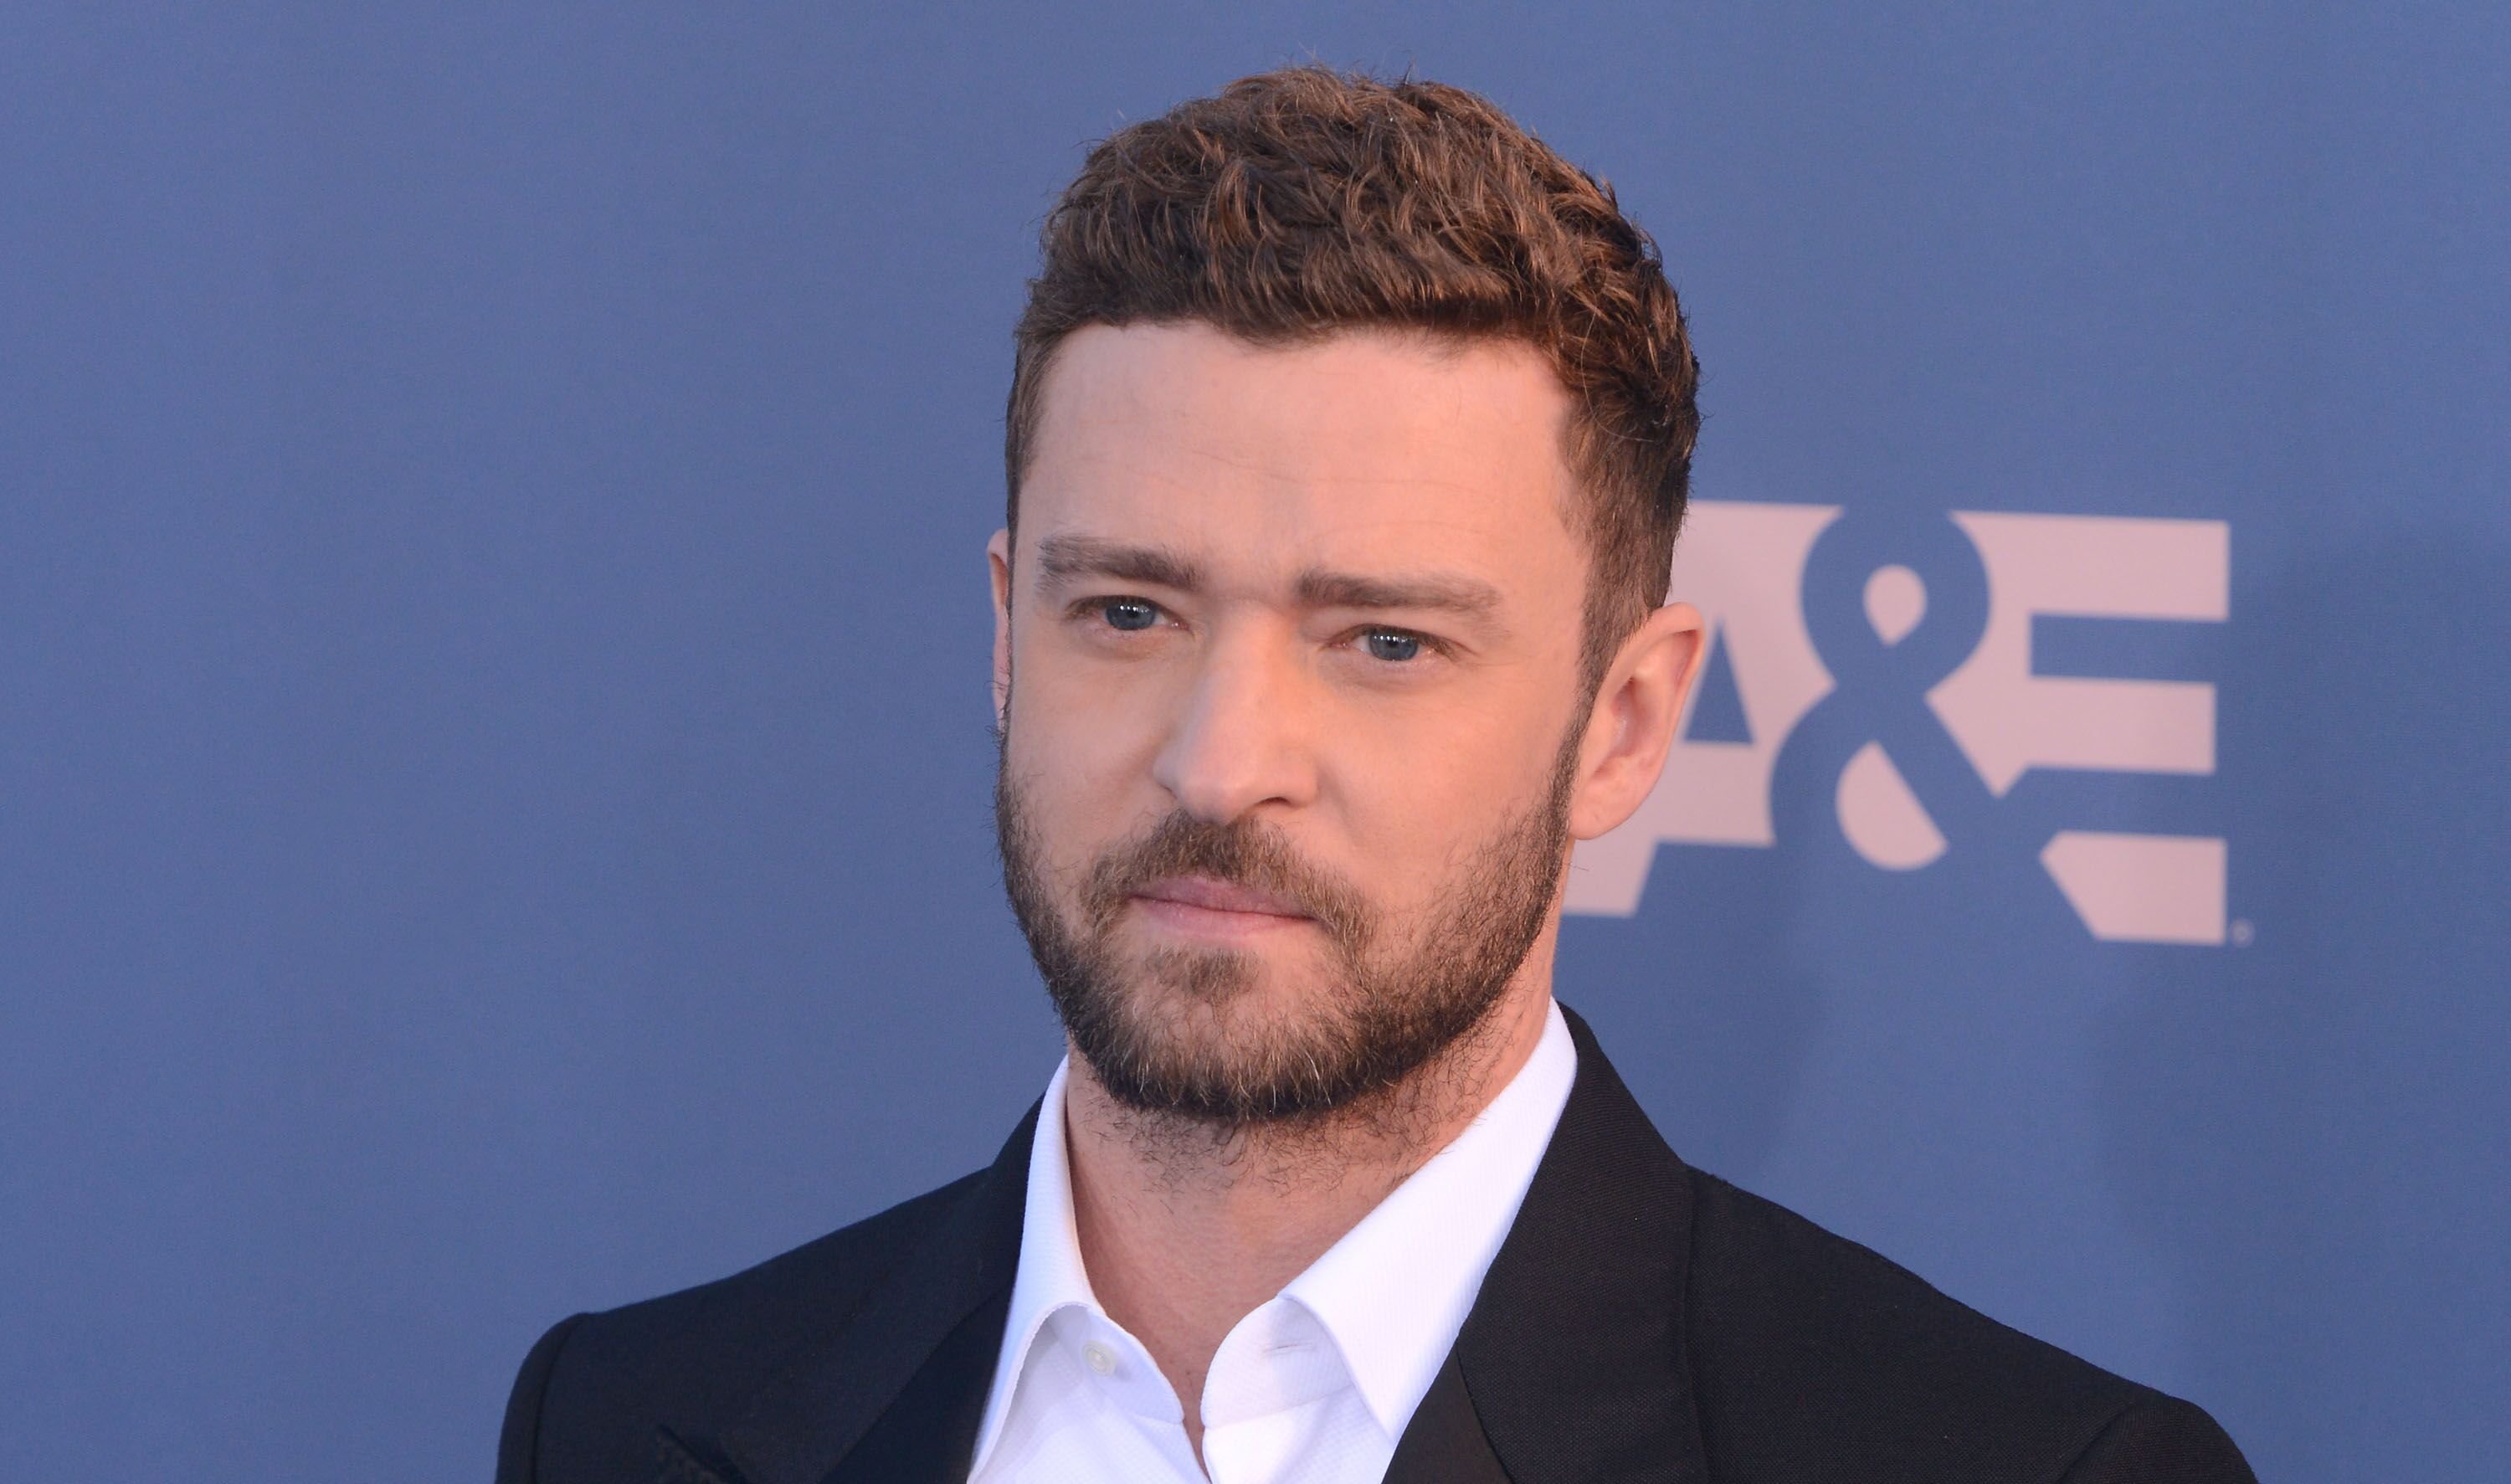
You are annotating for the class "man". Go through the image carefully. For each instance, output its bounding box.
[497,67,2256,1483]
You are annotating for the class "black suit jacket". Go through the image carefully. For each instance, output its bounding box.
[498,1006,2255,1482]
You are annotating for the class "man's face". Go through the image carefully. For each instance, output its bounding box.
[990,323,1605,1128]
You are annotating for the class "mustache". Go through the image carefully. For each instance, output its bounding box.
[1081,809,1374,945]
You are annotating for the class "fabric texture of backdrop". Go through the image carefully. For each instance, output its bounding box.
[3,4,2504,1481]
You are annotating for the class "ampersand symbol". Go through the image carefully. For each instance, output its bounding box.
[1769,509,2020,876]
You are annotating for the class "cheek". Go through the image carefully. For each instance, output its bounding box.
[1326,724,1527,881]
[1006,662,1168,837]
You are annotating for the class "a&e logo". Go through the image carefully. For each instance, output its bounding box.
[1567,501,2231,946]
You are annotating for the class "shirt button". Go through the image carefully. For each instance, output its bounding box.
[1082,1341,1117,1375]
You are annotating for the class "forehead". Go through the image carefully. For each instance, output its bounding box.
[1019,322,1583,588]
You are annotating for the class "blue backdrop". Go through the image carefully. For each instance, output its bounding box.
[6,5,2505,1480]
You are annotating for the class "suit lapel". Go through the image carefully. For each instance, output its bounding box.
[686,1004,1702,1484]
[709,1103,1036,1484]
[1389,1004,1712,1484]
[814,1285,1013,1481]
[1383,1349,1512,1484]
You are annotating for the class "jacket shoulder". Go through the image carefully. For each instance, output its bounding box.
[1682,1168,2253,1483]
[497,1168,987,1484]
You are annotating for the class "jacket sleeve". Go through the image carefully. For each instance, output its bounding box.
[2057,1394,2258,1484]
[496,1313,588,1484]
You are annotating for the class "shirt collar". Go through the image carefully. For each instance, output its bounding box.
[1282,997,1575,1439]
[964,998,1577,1470]
[967,1054,1097,1474]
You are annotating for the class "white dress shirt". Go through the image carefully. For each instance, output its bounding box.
[964,998,1576,1484]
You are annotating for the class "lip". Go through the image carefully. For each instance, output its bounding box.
[1128,875,1313,930]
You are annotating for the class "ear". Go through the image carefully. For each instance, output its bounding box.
[1569,602,1707,840]
[988,527,1014,732]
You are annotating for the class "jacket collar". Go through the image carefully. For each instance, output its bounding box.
[701,1003,1707,1484]
[1411,1002,1713,1484]
[711,1103,1035,1484]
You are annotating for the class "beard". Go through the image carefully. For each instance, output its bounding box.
[994,717,1584,1132]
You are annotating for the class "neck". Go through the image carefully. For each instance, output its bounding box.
[1058,969,1556,1452]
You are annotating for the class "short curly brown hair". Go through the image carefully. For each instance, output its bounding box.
[1006,65,1701,696]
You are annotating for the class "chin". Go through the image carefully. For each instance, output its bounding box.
[1124,942,1283,1016]
[1107,947,1356,1050]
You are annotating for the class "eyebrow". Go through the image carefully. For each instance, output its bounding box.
[1030,532,1507,626]
[1291,567,1503,622]
[1033,534,1205,593]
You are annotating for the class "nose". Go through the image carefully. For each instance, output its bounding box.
[1150,628,1318,825]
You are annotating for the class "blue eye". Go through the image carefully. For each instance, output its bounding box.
[1363,630,1423,662]
[1101,598,1159,632]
